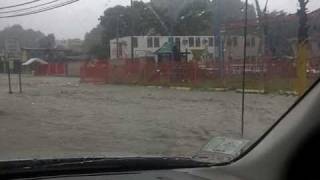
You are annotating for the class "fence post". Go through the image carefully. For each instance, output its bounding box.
[106,62,109,83]
[142,64,147,83]
[55,63,58,75]
[193,62,197,85]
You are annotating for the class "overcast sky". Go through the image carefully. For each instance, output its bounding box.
[0,0,319,40]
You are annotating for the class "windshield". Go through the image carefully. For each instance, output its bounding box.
[0,0,319,165]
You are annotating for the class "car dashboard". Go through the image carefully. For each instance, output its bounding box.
[29,169,241,180]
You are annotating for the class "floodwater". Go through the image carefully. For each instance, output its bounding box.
[0,74,296,160]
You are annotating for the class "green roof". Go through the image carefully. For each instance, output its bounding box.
[154,41,175,54]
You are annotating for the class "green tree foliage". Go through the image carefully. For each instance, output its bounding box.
[297,0,309,43]
[150,0,195,20]
[84,0,257,58]
[83,25,105,58]
[175,0,214,35]
[266,11,298,57]
[85,1,172,58]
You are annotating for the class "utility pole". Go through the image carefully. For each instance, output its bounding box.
[5,38,20,94]
[296,0,309,96]
[18,61,22,93]
[116,14,121,59]
[214,0,224,78]
[116,20,119,59]
[6,61,12,94]
[131,0,134,61]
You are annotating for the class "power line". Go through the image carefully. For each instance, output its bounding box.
[0,0,79,18]
[0,0,61,14]
[0,0,42,10]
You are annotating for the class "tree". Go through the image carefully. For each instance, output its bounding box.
[38,33,56,49]
[84,25,105,58]
[266,11,298,57]
[297,0,309,43]
[92,2,172,58]
[175,0,256,35]
[151,0,195,20]
[296,0,309,95]
[175,0,214,35]
[0,25,46,50]
[85,0,257,58]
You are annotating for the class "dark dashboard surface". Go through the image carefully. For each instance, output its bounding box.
[34,169,240,180]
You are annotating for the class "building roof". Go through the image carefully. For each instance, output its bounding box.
[21,47,69,52]
[22,58,48,66]
[154,41,174,54]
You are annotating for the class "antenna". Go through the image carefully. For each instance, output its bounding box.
[241,0,249,138]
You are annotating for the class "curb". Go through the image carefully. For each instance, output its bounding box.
[170,86,192,91]
[207,88,229,92]
[279,90,298,96]
[147,86,163,89]
[236,89,266,94]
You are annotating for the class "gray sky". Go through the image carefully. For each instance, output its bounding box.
[0,0,319,40]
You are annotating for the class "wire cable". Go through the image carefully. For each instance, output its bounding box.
[0,0,79,18]
[0,0,42,10]
[0,0,61,14]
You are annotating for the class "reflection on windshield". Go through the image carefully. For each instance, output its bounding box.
[0,0,319,164]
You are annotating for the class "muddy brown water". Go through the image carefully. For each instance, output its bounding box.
[0,75,296,160]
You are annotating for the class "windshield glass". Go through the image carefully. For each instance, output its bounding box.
[0,0,319,164]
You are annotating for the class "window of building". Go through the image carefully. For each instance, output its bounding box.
[251,37,256,47]
[147,37,153,48]
[175,38,181,48]
[246,38,251,47]
[233,37,238,47]
[189,37,194,47]
[209,37,214,47]
[202,39,208,46]
[227,38,232,47]
[132,37,138,48]
[195,37,201,47]
[313,25,318,31]
[182,39,188,46]
[118,44,123,57]
[154,37,160,48]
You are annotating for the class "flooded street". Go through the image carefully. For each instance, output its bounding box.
[0,75,296,159]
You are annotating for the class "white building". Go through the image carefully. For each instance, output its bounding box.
[110,36,216,61]
[56,39,83,52]
[223,34,261,60]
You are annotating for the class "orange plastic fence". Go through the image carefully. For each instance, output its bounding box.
[80,61,109,83]
[80,60,207,85]
[79,58,320,85]
[36,63,66,76]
